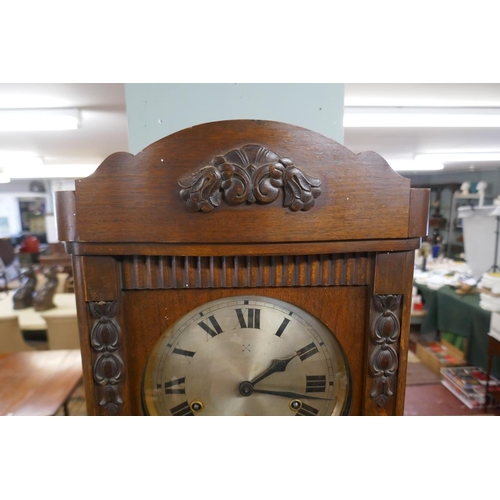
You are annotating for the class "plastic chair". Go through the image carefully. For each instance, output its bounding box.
[0,315,35,353]
[42,314,80,350]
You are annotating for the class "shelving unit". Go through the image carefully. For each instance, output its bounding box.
[412,182,496,259]
[412,183,461,257]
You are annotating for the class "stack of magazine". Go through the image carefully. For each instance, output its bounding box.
[441,366,500,409]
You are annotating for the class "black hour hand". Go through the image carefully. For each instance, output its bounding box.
[249,353,298,386]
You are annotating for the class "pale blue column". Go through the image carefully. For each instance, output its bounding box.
[125,83,344,154]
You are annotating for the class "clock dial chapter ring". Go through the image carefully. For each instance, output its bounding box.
[142,296,351,416]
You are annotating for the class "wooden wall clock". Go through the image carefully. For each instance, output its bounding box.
[56,119,429,416]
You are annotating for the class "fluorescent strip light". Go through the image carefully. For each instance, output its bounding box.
[0,153,99,178]
[0,169,10,183]
[415,153,500,163]
[0,108,80,131]
[387,160,444,172]
[344,107,500,127]
[8,164,98,179]
[0,153,43,169]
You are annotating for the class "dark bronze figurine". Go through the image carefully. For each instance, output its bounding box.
[33,266,58,312]
[12,267,37,310]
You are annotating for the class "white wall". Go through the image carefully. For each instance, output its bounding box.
[0,181,47,236]
[0,180,61,238]
[125,83,344,154]
[0,195,22,236]
[0,191,49,237]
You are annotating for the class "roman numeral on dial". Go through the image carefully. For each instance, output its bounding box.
[296,342,319,361]
[170,400,194,416]
[165,377,186,394]
[197,315,223,337]
[274,318,290,337]
[235,308,261,329]
[306,375,326,393]
[173,347,196,357]
[295,402,319,416]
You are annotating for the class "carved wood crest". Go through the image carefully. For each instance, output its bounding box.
[178,144,322,212]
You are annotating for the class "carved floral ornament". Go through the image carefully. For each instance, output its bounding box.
[89,301,124,415]
[370,295,402,408]
[178,144,322,212]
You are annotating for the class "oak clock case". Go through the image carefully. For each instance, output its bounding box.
[55,119,430,416]
[142,296,351,416]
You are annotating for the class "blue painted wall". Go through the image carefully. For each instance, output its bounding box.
[124,83,344,154]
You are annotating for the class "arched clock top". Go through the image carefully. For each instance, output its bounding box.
[60,119,427,245]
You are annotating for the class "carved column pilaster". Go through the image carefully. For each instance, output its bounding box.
[368,294,402,412]
[89,301,124,415]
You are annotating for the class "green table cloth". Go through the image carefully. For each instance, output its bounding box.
[415,283,500,377]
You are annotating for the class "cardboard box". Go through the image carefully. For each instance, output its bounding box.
[441,338,467,361]
[416,340,468,376]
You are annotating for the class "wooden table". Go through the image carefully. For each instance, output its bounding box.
[0,349,83,416]
[0,292,77,331]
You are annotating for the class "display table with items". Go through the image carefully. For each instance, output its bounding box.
[412,204,500,401]
[0,291,77,331]
[414,279,500,378]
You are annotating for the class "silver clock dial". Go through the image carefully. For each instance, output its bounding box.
[142,296,350,416]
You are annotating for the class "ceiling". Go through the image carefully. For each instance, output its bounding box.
[0,83,499,183]
[343,83,500,175]
[0,83,129,181]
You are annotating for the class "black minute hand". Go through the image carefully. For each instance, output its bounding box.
[249,354,298,386]
[252,388,333,400]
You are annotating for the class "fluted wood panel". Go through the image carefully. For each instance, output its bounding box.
[121,253,373,290]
